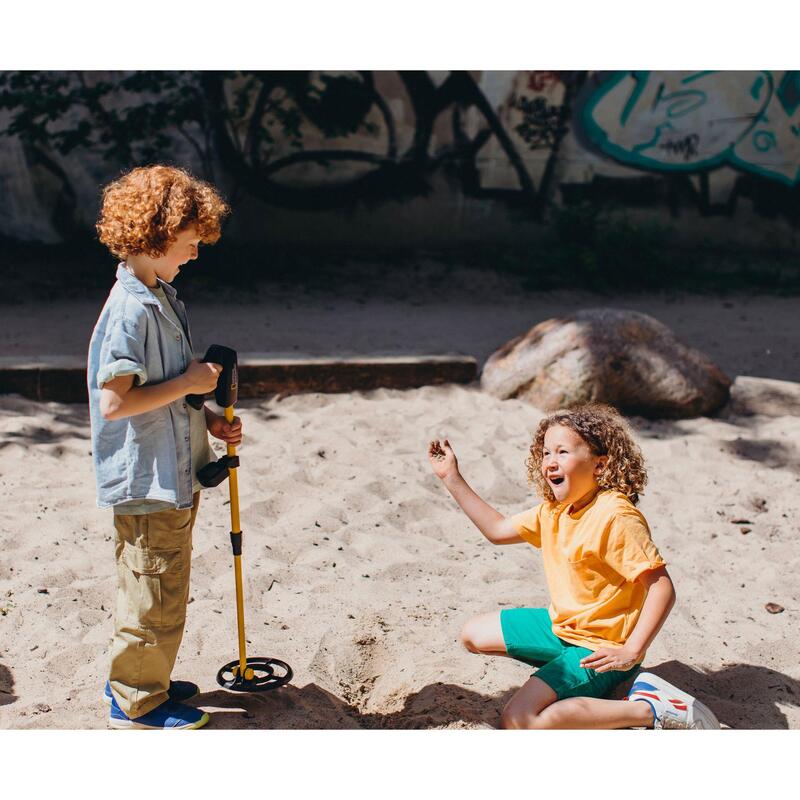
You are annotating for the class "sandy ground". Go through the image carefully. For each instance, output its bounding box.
[1,271,799,729]
[1,378,799,729]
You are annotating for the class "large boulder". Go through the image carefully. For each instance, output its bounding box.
[481,308,732,419]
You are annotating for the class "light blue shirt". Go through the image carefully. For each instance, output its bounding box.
[148,284,211,496]
[87,264,214,510]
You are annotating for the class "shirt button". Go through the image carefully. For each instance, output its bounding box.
[182,402,187,410]
[175,333,181,340]
[185,435,190,441]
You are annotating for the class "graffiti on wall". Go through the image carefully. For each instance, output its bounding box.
[1,70,800,243]
[202,70,584,212]
[577,71,800,186]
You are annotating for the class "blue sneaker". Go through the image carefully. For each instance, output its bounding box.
[103,680,199,706]
[108,695,209,730]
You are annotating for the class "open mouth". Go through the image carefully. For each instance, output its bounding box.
[548,476,565,486]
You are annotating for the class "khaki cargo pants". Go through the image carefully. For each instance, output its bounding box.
[108,493,199,718]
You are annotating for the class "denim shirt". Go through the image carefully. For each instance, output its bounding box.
[87,264,213,510]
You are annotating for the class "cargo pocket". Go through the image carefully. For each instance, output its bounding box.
[119,541,186,628]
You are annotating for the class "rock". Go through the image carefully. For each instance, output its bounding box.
[765,603,784,614]
[481,308,731,419]
[727,376,800,417]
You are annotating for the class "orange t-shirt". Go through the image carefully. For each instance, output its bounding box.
[510,489,665,652]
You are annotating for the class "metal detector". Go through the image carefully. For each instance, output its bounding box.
[192,345,293,692]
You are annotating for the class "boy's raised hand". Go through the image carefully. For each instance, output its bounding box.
[183,359,222,394]
[428,438,459,481]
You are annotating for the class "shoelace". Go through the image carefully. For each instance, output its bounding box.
[659,708,695,729]
[661,716,695,729]
[633,695,693,730]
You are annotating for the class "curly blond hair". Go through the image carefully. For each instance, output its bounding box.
[526,403,647,505]
[96,165,229,258]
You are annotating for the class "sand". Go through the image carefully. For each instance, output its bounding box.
[1,268,799,729]
[1,373,799,729]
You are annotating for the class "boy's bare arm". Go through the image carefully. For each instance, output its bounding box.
[623,566,676,655]
[580,566,675,672]
[100,360,221,420]
[428,439,523,545]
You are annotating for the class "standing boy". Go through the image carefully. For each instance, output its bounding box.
[88,165,240,729]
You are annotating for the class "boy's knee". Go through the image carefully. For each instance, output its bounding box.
[460,621,481,653]
[460,629,476,653]
[500,705,538,730]
[499,706,519,729]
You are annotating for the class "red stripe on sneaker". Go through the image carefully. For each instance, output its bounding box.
[669,699,687,710]
[632,691,661,701]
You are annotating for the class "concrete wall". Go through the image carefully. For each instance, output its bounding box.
[1,71,799,249]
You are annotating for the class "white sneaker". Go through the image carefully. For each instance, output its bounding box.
[628,672,721,729]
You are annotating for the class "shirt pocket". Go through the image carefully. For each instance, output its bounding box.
[565,554,625,606]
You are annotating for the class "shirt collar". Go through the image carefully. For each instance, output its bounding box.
[566,486,602,517]
[549,486,602,518]
[116,263,178,304]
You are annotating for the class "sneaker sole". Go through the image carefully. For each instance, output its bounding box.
[103,689,198,706]
[687,698,721,729]
[636,672,721,729]
[108,711,210,730]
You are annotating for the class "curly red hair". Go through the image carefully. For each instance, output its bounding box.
[96,165,229,258]
[526,403,648,505]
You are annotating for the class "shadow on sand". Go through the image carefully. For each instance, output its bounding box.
[191,659,799,730]
[0,397,90,450]
[609,660,800,730]
[192,680,514,730]
[0,663,16,708]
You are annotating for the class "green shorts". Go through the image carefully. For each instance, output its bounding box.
[500,607,641,700]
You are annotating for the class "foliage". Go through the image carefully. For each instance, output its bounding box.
[0,71,379,182]
[213,71,378,174]
[537,202,673,289]
[0,71,204,169]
